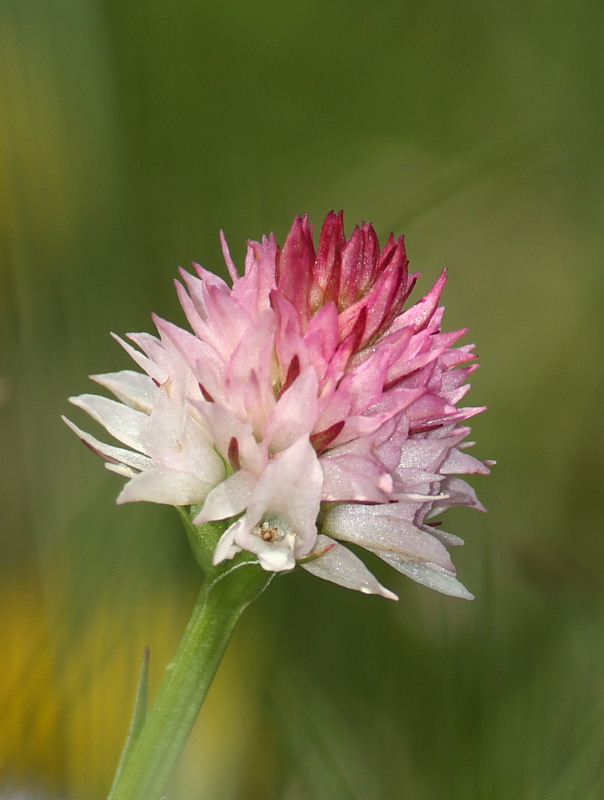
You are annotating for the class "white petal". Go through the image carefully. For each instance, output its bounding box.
[69,394,147,451]
[245,437,323,551]
[105,462,138,478]
[373,550,474,600]
[396,491,450,503]
[152,413,224,485]
[439,447,491,476]
[91,370,158,413]
[301,535,398,600]
[194,471,255,524]
[322,504,455,571]
[431,476,486,513]
[422,524,464,548]
[213,521,243,564]
[252,530,297,572]
[117,467,212,506]
[62,416,151,472]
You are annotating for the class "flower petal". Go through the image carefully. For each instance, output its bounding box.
[62,415,151,471]
[244,437,323,553]
[265,366,320,452]
[69,394,148,451]
[194,470,256,524]
[300,535,398,600]
[322,504,455,571]
[91,370,158,413]
[117,466,214,506]
[372,550,474,600]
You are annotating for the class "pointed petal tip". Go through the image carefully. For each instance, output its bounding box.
[322,208,345,230]
[360,584,399,601]
[110,331,126,348]
[220,229,240,282]
[300,535,399,599]
[67,394,90,412]
[61,413,76,429]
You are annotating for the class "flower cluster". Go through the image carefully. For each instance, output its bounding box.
[65,212,490,600]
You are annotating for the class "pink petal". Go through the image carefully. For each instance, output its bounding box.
[320,453,392,503]
[390,269,448,334]
[233,235,278,315]
[220,230,240,283]
[112,333,166,384]
[265,367,320,452]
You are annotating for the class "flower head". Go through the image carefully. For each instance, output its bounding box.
[65,212,491,600]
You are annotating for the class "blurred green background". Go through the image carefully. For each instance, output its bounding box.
[1,0,603,797]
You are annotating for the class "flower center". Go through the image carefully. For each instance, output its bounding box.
[256,521,286,543]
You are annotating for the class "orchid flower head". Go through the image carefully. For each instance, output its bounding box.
[65,211,491,601]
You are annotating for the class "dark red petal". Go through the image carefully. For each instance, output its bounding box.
[276,215,316,323]
[310,420,346,454]
[312,210,346,309]
[339,223,381,308]
[227,437,241,471]
[380,238,413,331]
[279,354,301,397]
[338,304,368,353]
[198,382,215,402]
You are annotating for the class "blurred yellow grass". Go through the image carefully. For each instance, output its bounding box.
[0,571,265,799]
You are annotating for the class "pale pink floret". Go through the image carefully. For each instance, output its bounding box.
[64,332,225,507]
[65,211,490,601]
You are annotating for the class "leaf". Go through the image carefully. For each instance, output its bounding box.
[109,647,150,791]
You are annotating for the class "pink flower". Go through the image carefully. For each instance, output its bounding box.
[65,212,491,600]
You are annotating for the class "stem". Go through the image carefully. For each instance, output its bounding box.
[108,560,271,800]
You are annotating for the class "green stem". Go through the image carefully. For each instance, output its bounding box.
[108,559,272,800]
